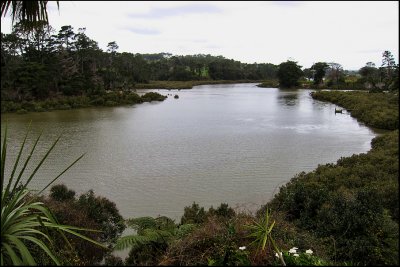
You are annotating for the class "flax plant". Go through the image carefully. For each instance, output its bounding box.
[246,207,286,266]
[1,123,106,266]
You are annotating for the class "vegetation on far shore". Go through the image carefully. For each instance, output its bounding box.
[1,91,166,114]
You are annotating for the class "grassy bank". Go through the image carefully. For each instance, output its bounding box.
[134,79,263,90]
[311,90,399,130]
[1,91,167,114]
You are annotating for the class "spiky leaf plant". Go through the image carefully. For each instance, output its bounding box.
[246,207,286,266]
[1,123,106,266]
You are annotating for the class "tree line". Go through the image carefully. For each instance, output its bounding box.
[2,22,398,108]
[0,23,277,102]
[272,50,398,90]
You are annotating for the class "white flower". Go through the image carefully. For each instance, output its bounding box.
[288,248,297,254]
[293,253,299,257]
[239,246,246,250]
[275,252,282,258]
[306,249,313,254]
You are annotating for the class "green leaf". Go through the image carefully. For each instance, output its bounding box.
[7,235,36,265]
[3,242,22,265]
[20,235,60,266]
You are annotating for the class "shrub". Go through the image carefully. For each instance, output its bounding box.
[50,184,76,201]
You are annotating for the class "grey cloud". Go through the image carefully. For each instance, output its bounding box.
[124,26,161,35]
[128,4,222,19]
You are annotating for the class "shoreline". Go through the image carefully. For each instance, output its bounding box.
[1,80,262,115]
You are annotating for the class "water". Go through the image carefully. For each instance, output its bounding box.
[1,84,377,221]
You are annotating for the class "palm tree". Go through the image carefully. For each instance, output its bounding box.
[1,1,58,31]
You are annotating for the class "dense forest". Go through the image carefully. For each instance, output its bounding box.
[0,23,277,102]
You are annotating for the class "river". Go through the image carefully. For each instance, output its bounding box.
[1,83,378,221]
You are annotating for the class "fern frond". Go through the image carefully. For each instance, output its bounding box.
[126,217,157,233]
[114,235,151,250]
[175,224,196,238]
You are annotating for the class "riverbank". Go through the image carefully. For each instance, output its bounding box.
[311,90,398,130]
[1,80,263,114]
[257,80,370,90]
[133,79,263,90]
[1,91,167,114]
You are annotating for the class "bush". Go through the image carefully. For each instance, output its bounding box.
[265,131,399,265]
[50,184,76,201]
[180,202,207,224]
[141,92,167,102]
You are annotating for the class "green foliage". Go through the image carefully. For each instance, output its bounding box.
[141,92,167,102]
[77,189,126,244]
[207,246,251,266]
[208,203,236,220]
[1,91,169,113]
[277,61,303,88]
[246,208,286,265]
[115,216,194,266]
[49,184,75,201]
[0,124,105,265]
[275,248,329,266]
[311,62,329,85]
[163,213,254,266]
[311,91,398,130]
[267,130,399,265]
[181,202,207,224]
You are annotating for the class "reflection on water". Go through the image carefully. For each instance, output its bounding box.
[1,84,377,220]
[277,90,299,106]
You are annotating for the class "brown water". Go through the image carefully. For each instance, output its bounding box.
[1,84,378,220]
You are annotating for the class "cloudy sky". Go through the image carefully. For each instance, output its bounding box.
[1,1,398,70]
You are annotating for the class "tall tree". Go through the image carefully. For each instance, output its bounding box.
[381,50,396,90]
[277,60,303,88]
[311,62,329,85]
[327,62,344,85]
[359,62,379,89]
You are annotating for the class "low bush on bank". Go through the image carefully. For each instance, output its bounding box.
[265,130,399,265]
[311,90,399,130]
[1,91,167,114]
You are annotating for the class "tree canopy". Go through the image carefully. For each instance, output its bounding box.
[277,60,303,88]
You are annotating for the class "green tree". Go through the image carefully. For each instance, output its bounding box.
[326,62,344,87]
[57,25,74,51]
[181,202,207,224]
[359,62,379,90]
[381,50,397,90]
[311,62,329,85]
[277,60,303,88]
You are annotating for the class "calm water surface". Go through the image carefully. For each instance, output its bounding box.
[1,84,377,220]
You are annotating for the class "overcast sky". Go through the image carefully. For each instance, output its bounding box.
[1,1,398,70]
